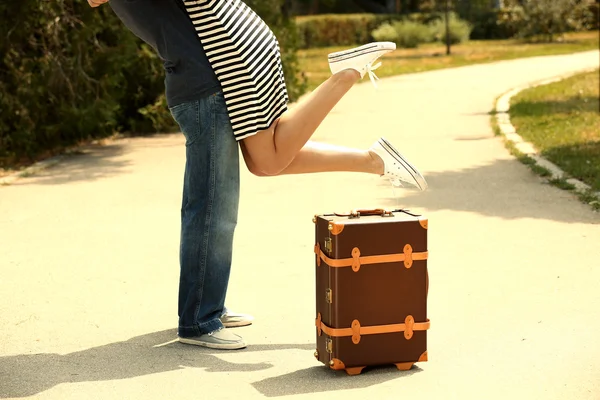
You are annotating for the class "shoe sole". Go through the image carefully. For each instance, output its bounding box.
[379,137,428,191]
[178,337,247,350]
[328,42,396,63]
[222,320,253,328]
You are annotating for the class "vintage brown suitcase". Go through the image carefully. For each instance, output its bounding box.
[312,208,430,376]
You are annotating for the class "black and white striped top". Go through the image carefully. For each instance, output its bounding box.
[182,0,289,141]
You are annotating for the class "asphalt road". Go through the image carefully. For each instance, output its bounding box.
[1,50,599,400]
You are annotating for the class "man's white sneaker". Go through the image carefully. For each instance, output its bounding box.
[370,137,428,191]
[328,42,396,86]
[178,327,247,350]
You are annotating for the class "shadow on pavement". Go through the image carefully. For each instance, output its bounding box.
[0,329,409,398]
[10,142,131,186]
[379,159,599,224]
[252,364,420,398]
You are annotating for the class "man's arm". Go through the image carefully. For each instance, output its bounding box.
[88,0,109,8]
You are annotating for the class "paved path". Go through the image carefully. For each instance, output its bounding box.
[1,51,599,400]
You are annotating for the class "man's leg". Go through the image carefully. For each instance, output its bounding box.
[170,93,246,349]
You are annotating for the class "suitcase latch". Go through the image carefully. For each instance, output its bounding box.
[326,338,333,353]
[324,237,332,255]
[325,288,332,304]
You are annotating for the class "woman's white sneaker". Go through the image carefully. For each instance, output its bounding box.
[328,42,396,84]
[369,137,428,191]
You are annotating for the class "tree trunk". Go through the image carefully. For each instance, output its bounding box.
[385,0,395,12]
[353,0,388,13]
[445,0,451,55]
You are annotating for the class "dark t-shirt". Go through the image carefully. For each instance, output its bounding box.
[109,0,221,107]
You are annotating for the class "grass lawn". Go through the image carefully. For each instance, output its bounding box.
[298,31,599,91]
[508,69,600,196]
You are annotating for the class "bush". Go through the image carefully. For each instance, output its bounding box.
[429,13,473,45]
[463,9,519,40]
[295,14,404,48]
[371,23,399,43]
[392,20,434,48]
[371,14,471,49]
[0,0,304,167]
[0,1,161,166]
[500,0,595,42]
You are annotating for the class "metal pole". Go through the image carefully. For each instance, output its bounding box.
[445,0,451,55]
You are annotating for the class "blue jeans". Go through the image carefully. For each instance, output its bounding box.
[169,91,240,337]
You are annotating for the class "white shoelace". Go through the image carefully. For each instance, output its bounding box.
[366,61,382,88]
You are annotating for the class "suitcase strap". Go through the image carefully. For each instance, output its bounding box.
[315,243,428,271]
[316,313,430,343]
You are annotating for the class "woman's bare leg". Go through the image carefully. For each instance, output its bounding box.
[240,69,360,176]
[240,140,384,177]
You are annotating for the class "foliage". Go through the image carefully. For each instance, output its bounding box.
[371,13,470,49]
[295,13,405,48]
[454,0,519,40]
[394,21,433,49]
[391,20,435,48]
[372,22,401,42]
[499,0,595,42]
[0,0,304,167]
[0,1,158,166]
[429,12,472,44]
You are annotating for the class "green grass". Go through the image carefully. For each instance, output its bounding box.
[298,31,599,91]
[509,69,600,194]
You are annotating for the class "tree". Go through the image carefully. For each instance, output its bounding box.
[502,0,594,41]
[0,0,305,166]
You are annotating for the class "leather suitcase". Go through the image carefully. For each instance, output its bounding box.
[312,208,430,375]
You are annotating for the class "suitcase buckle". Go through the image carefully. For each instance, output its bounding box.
[324,237,332,255]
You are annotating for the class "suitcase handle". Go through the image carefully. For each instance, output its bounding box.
[334,208,421,218]
[334,209,390,218]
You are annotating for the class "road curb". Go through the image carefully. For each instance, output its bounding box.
[494,67,600,206]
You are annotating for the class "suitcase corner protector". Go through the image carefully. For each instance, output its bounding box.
[329,358,345,370]
[328,221,344,235]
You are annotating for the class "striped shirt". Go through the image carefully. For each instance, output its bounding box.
[182,0,289,140]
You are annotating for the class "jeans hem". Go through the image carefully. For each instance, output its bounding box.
[178,318,224,338]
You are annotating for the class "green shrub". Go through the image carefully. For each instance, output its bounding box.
[295,13,404,48]
[0,1,160,166]
[392,20,434,48]
[462,9,518,40]
[0,0,304,167]
[372,14,471,49]
[500,0,595,42]
[429,13,473,45]
[371,23,399,43]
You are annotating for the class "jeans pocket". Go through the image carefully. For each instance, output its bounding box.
[170,101,200,146]
[212,91,229,115]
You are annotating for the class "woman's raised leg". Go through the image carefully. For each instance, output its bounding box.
[240,138,428,191]
[240,42,394,176]
[241,140,382,176]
